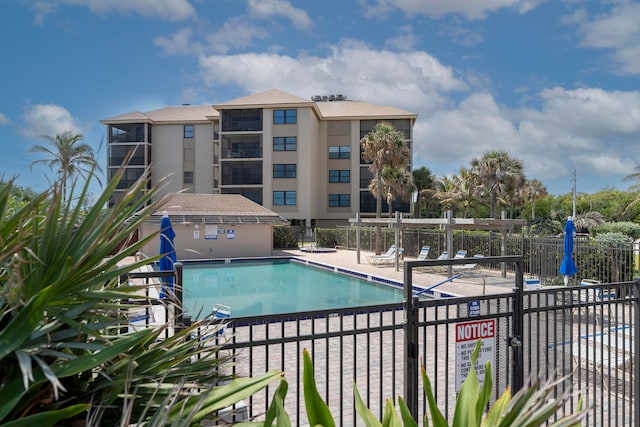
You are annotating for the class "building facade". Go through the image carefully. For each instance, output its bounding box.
[102,89,417,227]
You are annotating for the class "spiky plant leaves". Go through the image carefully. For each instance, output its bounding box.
[302,348,336,427]
[0,403,88,427]
[260,376,290,427]
[354,382,381,427]
[481,387,511,426]
[381,398,403,427]
[451,341,481,426]
[421,363,448,427]
[170,370,284,423]
[397,397,418,427]
[1,163,282,425]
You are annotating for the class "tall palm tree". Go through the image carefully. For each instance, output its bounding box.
[360,122,410,254]
[412,166,436,218]
[523,179,548,219]
[469,150,524,218]
[29,130,102,201]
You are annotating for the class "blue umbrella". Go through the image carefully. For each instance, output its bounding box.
[559,216,577,285]
[159,211,177,298]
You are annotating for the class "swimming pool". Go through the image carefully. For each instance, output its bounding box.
[182,259,405,318]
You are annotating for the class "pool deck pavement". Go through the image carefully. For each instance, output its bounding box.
[275,248,516,297]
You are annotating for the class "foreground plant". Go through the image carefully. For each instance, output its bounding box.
[244,343,584,427]
[0,170,280,426]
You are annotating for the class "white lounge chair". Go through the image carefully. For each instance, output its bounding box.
[416,246,430,261]
[453,254,484,274]
[366,245,398,266]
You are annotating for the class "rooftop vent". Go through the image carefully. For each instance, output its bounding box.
[312,94,348,102]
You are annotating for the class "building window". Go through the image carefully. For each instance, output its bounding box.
[273,109,297,124]
[184,125,194,138]
[273,136,297,151]
[273,191,296,206]
[183,171,194,184]
[329,194,350,207]
[329,146,350,159]
[273,164,297,178]
[329,170,350,183]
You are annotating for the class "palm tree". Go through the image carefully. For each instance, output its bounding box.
[435,168,476,218]
[29,130,102,201]
[412,166,436,218]
[380,167,415,217]
[523,179,548,219]
[622,165,640,215]
[470,150,524,218]
[360,122,410,254]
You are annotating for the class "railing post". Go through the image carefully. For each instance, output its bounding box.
[174,262,183,333]
[511,259,524,392]
[634,277,640,427]
[404,264,419,420]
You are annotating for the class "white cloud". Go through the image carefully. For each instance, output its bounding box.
[21,104,82,139]
[205,17,270,55]
[576,2,640,75]
[438,17,484,46]
[415,86,640,187]
[154,28,205,56]
[385,25,418,51]
[362,0,545,21]
[198,41,467,113]
[0,113,9,125]
[248,0,313,31]
[33,0,195,23]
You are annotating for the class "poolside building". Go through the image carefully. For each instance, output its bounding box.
[102,89,418,227]
[140,193,289,260]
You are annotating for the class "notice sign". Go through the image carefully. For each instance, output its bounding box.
[205,225,218,240]
[455,319,495,391]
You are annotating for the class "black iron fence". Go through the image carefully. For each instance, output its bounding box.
[126,257,640,426]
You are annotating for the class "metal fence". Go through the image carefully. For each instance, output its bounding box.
[333,226,638,285]
[136,256,640,426]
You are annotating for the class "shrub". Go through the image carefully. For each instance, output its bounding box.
[314,228,338,248]
[0,172,280,425]
[592,222,640,240]
[273,225,302,248]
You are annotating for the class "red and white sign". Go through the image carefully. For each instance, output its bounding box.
[455,319,495,391]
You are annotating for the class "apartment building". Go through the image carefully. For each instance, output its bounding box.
[101,89,417,227]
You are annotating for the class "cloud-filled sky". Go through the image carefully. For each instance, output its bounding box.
[1,0,640,196]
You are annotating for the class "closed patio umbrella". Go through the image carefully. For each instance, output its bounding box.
[559,216,577,285]
[159,211,177,298]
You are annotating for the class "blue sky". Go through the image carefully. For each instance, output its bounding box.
[1,0,640,197]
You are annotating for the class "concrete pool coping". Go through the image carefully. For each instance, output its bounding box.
[274,248,517,297]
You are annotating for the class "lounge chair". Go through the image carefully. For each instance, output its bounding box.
[572,279,615,321]
[453,250,467,259]
[366,245,398,266]
[453,254,484,274]
[211,304,231,336]
[416,246,430,261]
[525,278,541,290]
[416,250,447,273]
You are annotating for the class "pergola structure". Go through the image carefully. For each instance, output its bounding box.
[349,211,526,273]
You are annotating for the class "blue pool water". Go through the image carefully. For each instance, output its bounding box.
[182,259,405,318]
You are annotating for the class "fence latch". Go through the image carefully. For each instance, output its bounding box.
[506,336,522,347]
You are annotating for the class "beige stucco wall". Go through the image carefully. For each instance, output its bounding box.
[141,222,274,260]
[151,123,213,196]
